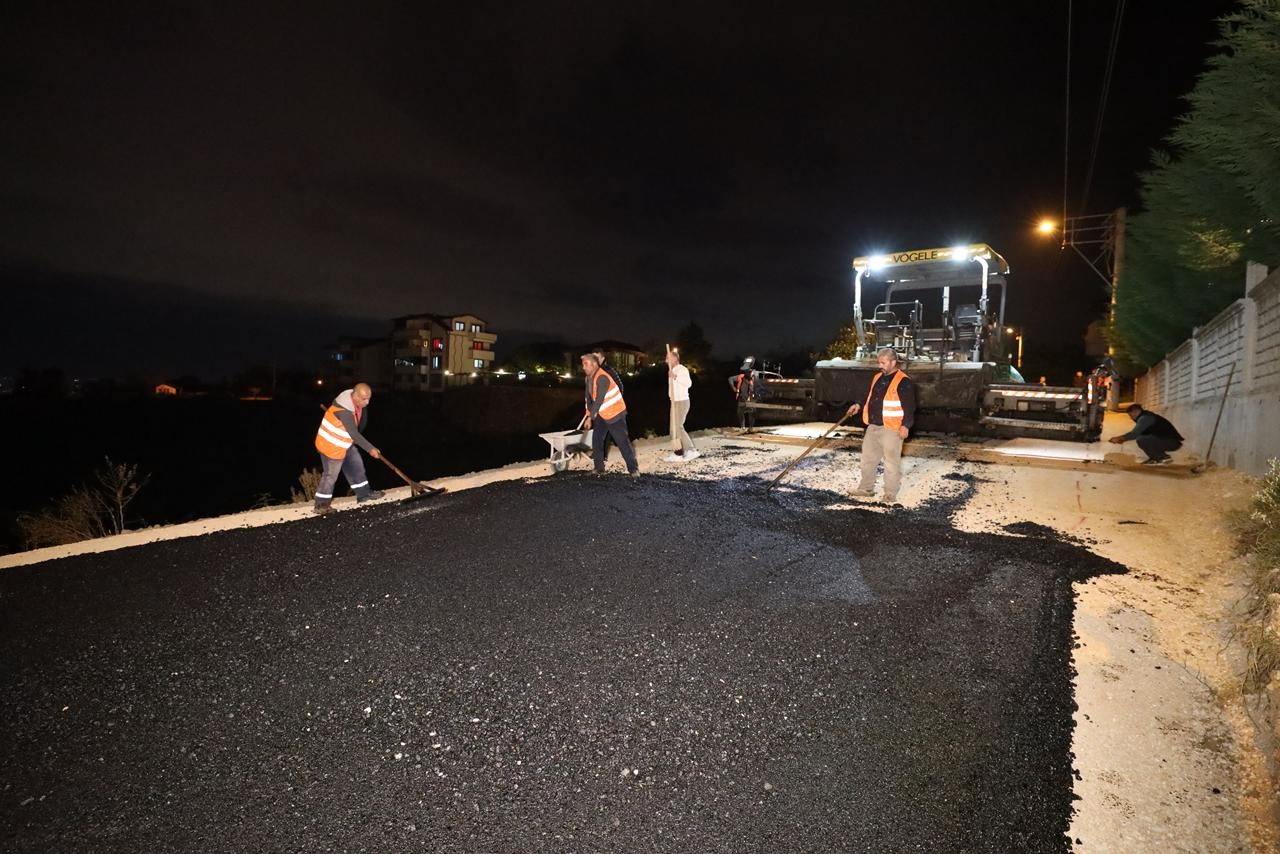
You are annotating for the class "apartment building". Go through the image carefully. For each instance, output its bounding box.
[391,313,497,391]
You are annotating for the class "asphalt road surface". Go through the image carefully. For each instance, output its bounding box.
[1,473,1122,852]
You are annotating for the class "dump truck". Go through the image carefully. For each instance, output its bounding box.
[751,244,1105,441]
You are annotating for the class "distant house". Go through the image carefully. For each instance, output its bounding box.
[154,383,178,396]
[567,340,649,374]
[329,336,393,390]
[391,313,497,391]
[327,314,497,392]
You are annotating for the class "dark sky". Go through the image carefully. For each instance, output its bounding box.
[2,0,1234,377]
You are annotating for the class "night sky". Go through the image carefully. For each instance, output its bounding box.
[2,1,1234,378]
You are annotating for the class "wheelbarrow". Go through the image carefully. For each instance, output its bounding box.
[539,415,592,473]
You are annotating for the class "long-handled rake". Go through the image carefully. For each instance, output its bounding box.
[765,413,854,492]
[1191,361,1234,475]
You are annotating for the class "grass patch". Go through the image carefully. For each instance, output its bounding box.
[1231,458,1280,694]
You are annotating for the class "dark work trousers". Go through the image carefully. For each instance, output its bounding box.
[1136,435,1181,462]
[592,415,639,474]
[737,402,756,429]
[315,449,371,506]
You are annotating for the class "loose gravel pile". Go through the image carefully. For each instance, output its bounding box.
[1,473,1123,852]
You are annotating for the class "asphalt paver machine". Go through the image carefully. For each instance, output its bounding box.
[813,244,1104,441]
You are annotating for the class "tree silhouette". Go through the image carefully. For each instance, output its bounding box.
[1114,1,1280,367]
[674,322,713,371]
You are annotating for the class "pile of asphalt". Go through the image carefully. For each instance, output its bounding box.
[0,474,1123,852]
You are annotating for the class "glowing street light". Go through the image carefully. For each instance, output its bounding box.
[1037,218,1056,235]
[1004,327,1024,369]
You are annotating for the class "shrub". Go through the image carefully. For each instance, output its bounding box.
[290,467,323,503]
[1235,458,1280,694]
[16,458,148,550]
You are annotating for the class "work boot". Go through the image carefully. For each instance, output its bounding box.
[313,501,333,516]
[357,489,385,503]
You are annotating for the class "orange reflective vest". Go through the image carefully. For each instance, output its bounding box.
[315,403,358,459]
[587,368,627,421]
[862,370,908,430]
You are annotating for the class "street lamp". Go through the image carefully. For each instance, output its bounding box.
[1037,219,1056,235]
[1004,327,1024,370]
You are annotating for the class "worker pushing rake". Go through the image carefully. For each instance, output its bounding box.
[313,383,444,515]
[769,347,917,503]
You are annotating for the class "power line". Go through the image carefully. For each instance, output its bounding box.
[1081,0,1127,212]
[1063,0,1073,228]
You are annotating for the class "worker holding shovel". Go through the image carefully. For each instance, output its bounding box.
[313,382,385,515]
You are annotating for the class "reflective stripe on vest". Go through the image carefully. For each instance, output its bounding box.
[316,405,354,459]
[862,370,909,430]
[589,369,627,420]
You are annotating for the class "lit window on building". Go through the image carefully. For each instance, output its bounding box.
[471,323,481,333]
[431,355,441,369]
[454,321,465,331]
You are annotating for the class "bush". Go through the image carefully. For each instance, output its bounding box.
[16,458,148,550]
[290,467,323,503]
[1235,458,1280,694]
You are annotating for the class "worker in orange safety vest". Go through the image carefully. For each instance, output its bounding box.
[846,347,917,503]
[313,382,384,515]
[582,352,639,476]
[730,357,758,431]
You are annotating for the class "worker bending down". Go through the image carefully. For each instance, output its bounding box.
[1109,403,1183,465]
[313,382,384,515]
[847,347,917,503]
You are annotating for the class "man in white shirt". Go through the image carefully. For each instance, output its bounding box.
[664,348,700,462]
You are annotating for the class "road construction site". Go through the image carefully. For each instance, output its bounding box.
[1,413,1275,852]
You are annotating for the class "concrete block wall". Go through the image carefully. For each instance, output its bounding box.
[1134,262,1280,476]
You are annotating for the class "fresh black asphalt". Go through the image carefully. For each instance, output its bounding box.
[1,471,1123,852]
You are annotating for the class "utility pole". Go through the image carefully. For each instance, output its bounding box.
[1108,207,1125,410]
[1047,206,1126,410]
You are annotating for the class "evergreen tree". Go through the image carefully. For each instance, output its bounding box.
[1115,1,1280,367]
[822,323,862,359]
